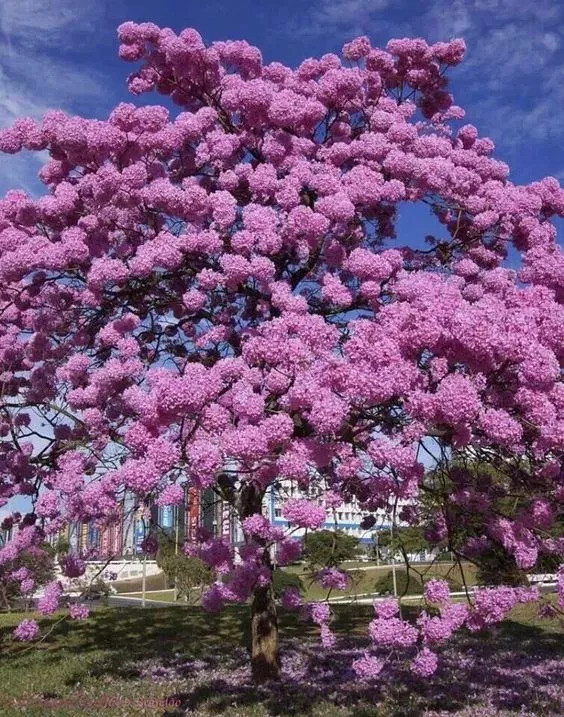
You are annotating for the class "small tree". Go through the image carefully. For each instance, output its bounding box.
[420,458,559,587]
[156,535,212,601]
[271,569,304,599]
[303,530,359,569]
[378,526,430,559]
[0,544,56,611]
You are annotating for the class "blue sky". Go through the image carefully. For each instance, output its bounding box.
[1,0,563,196]
[0,0,562,521]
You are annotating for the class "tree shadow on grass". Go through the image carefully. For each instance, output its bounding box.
[157,620,563,717]
[0,605,561,715]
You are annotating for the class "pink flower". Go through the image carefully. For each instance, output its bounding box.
[317,568,350,591]
[13,619,39,641]
[352,653,384,679]
[281,587,302,610]
[242,514,283,541]
[60,554,86,578]
[320,624,336,648]
[20,578,35,594]
[374,598,400,619]
[69,604,89,620]
[38,581,62,616]
[411,647,438,677]
[282,499,326,530]
[156,484,185,507]
[276,539,302,566]
[424,579,450,605]
[310,602,331,625]
[368,617,418,648]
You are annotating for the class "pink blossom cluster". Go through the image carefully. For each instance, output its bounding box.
[13,619,39,641]
[357,585,543,677]
[37,580,63,615]
[60,553,86,578]
[424,578,450,605]
[275,539,302,566]
[242,514,284,541]
[317,567,350,591]
[69,603,90,620]
[352,653,385,679]
[280,587,302,610]
[307,601,337,648]
[281,499,326,530]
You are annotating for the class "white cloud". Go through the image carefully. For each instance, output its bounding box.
[0,0,100,51]
[0,0,109,194]
[313,0,390,26]
[291,0,391,39]
[295,0,564,159]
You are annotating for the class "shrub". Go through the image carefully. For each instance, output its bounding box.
[375,569,423,596]
[303,530,359,569]
[156,536,212,600]
[272,569,304,598]
[0,544,56,610]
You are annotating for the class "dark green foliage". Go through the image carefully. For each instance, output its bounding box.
[82,577,111,600]
[156,534,212,601]
[271,569,304,598]
[531,553,561,574]
[302,529,359,569]
[375,569,423,596]
[475,547,529,586]
[377,526,431,556]
[53,537,70,555]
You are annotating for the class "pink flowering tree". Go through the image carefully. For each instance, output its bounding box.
[0,23,562,682]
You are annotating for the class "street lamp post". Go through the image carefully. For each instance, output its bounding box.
[141,548,147,608]
[173,505,179,602]
[390,521,398,598]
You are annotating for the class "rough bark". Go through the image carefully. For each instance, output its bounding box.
[237,480,281,682]
[250,578,281,682]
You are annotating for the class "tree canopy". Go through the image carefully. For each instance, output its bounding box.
[0,22,562,681]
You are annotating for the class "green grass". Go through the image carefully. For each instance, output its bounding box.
[112,572,168,593]
[112,562,478,604]
[295,562,479,601]
[0,597,560,716]
[0,604,368,716]
[111,562,477,601]
[121,589,178,602]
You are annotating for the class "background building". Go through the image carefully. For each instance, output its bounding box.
[266,481,392,550]
[41,481,396,559]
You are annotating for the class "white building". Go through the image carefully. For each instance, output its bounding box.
[265,481,392,548]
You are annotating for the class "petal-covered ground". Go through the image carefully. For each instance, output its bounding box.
[129,631,562,716]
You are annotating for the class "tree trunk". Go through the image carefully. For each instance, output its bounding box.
[250,579,281,683]
[236,479,281,682]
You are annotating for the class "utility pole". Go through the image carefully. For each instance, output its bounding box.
[138,513,146,608]
[390,520,398,598]
[375,531,380,566]
[141,549,147,607]
[173,505,179,602]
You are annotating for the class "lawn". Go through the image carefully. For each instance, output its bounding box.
[112,573,169,594]
[0,600,561,716]
[290,561,479,602]
[112,562,479,604]
[122,590,178,602]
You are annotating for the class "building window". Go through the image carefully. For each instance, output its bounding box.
[275,508,282,517]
